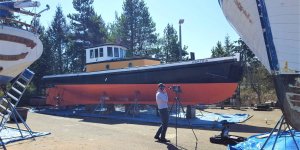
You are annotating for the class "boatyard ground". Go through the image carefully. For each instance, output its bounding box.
[5,108,282,150]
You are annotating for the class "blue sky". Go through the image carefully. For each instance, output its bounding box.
[30,0,239,59]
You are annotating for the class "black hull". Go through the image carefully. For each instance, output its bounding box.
[43,58,242,86]
[44,57,243,106]
[274,74,300,131]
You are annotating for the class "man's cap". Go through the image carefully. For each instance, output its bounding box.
[158,83,165,88]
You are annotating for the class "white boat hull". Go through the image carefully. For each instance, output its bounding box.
[219,0,300,130]
[0,25,43,84]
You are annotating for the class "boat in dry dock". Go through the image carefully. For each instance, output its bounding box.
[0,0,46,85]
[43,44,243,106]
[219,0,300,130]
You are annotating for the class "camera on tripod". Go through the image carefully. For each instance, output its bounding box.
[170,85,181,93]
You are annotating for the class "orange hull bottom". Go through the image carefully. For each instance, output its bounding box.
[46,83,238,106]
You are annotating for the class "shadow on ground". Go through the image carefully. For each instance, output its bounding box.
[33,107,274,134]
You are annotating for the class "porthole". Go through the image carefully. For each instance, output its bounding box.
[106,64,110,70]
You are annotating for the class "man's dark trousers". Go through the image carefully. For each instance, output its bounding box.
[155,108,169,139]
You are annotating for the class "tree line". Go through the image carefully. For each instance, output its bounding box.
[211,35,276,106]
[1,0,275,105]
[27,0,189,94]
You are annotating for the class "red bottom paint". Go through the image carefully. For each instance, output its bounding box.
[46,83,238,106]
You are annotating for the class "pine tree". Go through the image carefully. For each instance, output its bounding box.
[118,0,157,56]
[162,24,180,62]
[29,20,55,94]
[107,12,123,44]
[211,41,225,58]
[48,5,69,74]
[68,0,107,71]
[211,35,235,58]
[224,35,234,56]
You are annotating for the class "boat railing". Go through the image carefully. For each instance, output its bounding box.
[0,17,36,32]
[0,1,49,33]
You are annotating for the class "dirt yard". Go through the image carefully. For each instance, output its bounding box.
[4,108,282,150]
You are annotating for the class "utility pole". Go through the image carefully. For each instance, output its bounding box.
[179,19,184,61]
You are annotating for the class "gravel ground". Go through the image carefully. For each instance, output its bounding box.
[4,108,282,150]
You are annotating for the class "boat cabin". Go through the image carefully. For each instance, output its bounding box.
[85,44,160,72]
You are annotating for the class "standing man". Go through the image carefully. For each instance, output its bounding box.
[154,83,170,142]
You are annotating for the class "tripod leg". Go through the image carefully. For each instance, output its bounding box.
[169,102,175,114]
[286,123,299,150]
[176,97,199,143]
[260,115,283,150]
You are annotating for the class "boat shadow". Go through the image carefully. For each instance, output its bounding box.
[33,108,274,134]
[79,116,274,134]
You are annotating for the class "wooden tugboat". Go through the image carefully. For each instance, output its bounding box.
[43,44,243,106]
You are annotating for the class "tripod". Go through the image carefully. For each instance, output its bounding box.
[169,85,198,149]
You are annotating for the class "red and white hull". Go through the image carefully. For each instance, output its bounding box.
[0,25,43,84]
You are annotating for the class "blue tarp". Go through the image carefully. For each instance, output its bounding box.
[0,127,50,146]
[169,112,250,128]
[196,113,250,123]
[228,130,300,150]
[34,108,250,128]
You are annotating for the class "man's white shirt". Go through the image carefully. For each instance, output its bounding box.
[156,91,168,109]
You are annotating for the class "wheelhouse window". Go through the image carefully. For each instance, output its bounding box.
[95,48,99,58]
[120,49,124,58]
[114,47,119,57]
[123,49,126,57]
[99,48,104,57]
[90,49,94,58]
[107,47,113,57]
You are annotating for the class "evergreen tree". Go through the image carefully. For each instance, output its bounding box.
[29,20,55,95]
[233,38,256,63]
[234,39,274,104]
[161,24,183,62]
[107,12,123,44]
[211,41,225,58]
[211,35,235,58]
[68,0,107,71]
[118,0,157,56]
[48,6,69,74]
[224,35,234,56]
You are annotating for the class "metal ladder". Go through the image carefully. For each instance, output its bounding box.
[0,69,35,133]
